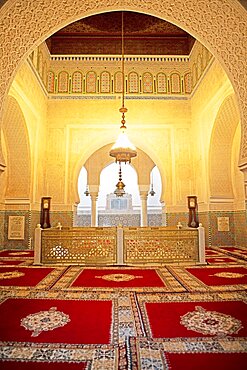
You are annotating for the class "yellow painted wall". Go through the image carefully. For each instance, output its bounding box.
[3,51,244,214]
[0,38,246,247]
[3,60,48,210]
[46,96,191,207]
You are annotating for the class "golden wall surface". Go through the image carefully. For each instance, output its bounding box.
[0,50,245,248]
[0,0,246,249]
[0,0,246,165]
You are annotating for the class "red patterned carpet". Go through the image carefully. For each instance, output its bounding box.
[0,298,112,344]
[0,248,246,369]
[71,268,166,288]
[0,267,55,287]
[144,300,247,338]
[186,266,247,286]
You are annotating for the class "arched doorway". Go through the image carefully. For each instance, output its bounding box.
[75,155,163,227]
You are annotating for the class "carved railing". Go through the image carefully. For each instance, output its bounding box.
[37,227,117,265]
[123,227,199,265]
[34,225,205,265]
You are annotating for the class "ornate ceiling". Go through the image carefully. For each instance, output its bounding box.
[46,11,195,55]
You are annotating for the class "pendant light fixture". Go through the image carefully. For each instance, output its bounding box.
[149,172,156,196]
[114,162,126,197]
[109,12,137,197]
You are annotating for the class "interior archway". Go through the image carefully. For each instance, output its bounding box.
[0,2,245,248]
[0,1,246,168]
[75,143,163,226]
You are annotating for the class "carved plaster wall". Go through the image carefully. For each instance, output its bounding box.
[209,94,240,200]
[8,61,48,208]
[0,0,246,168]
[32,40,212,97]
[2,96,31,199]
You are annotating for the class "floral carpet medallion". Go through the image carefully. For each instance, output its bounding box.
[20,307,71,337]
[210,272,246,279]
[95,273,143,282]
[180,306,243,336]
[0,270,25,279]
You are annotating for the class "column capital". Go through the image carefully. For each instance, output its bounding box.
[139,184,149,200]
[88,185,99,193]
[139,184,150,192]
[90,192,98,201]
[140,190,149,200]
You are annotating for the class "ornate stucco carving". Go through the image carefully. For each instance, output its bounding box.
[0,0,246,165]
[32,40,211,97]
[209,94,240,198]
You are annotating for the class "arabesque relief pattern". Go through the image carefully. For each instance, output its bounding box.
[32,42,212,95]
[31,40,212,97]
[41,227,117,265]
[123,227,199,264]
[0,0,246,162]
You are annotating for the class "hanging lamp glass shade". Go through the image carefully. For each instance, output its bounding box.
[110,128,137,163]
[114,179,126,197]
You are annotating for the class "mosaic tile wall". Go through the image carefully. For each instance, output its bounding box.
[166,212,190,228]
[1,209,246,250]
[74,214,91,227]
[2,210,74,250]
[98,213,140,227]
[234,210,247,248]
[50,211,73,228]
[147,213,162,226]
[74,213,162,227]
[162,210,211,243]
[4,210,31,249]
[208,211,235,247]
[198,211,245,248]
[165,211,241,248]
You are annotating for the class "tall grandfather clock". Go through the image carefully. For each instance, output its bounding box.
[187,196,199,228]
[40,197,51,229]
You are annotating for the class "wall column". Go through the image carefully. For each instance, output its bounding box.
[140,192,148,226]
[161,201,167,226]
[90,192,98,227]
[139,185,149,227]
[89,185,99,227]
